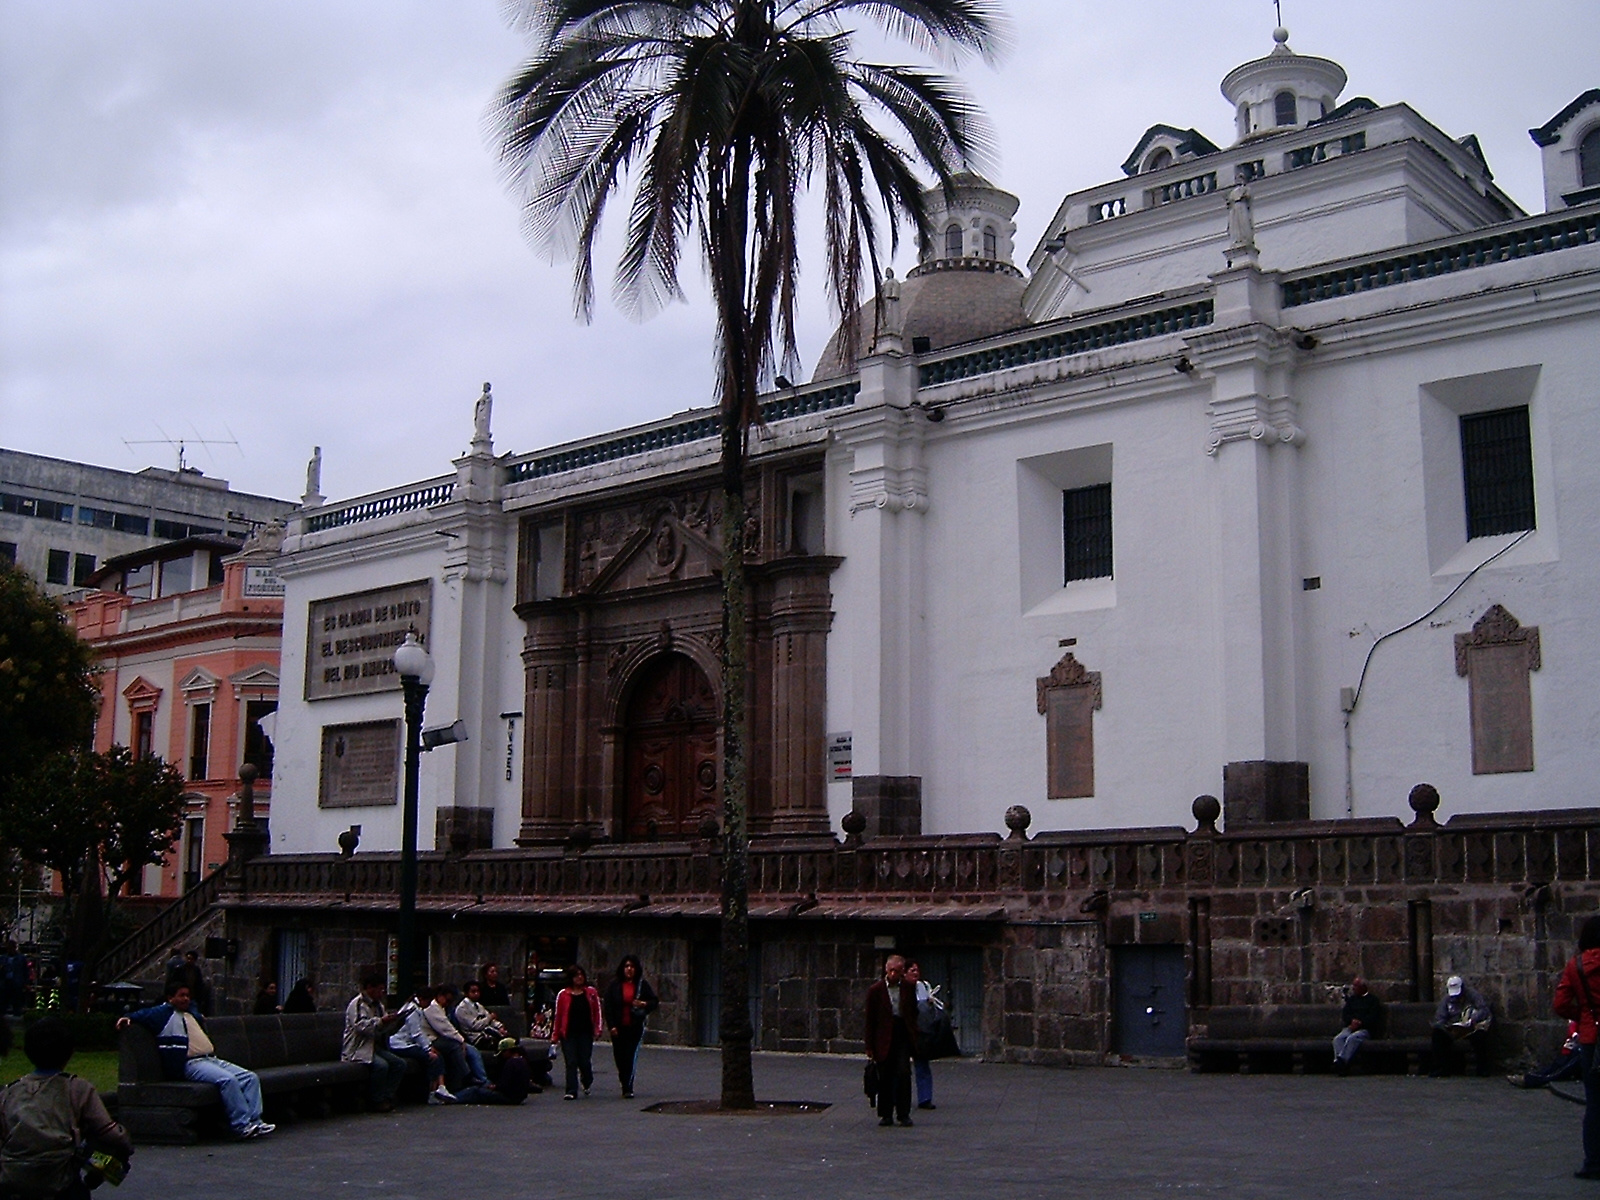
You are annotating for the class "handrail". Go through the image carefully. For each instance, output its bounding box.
[95,865,229,983]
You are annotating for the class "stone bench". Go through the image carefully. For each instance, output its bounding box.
[119,1012,370,1143]
[1187,1003,1438,1074]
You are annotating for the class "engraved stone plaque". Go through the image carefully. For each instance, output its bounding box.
[1037,651,1101,800]
[305,580,431,701]
[318,720,401,808]
[1455,605,1538,775]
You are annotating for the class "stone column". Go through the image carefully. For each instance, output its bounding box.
[762,560,837,835]
[517,611,580,844]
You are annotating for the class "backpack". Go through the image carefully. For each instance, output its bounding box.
[0,1073,82,1197]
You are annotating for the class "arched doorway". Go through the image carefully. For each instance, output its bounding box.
[621,652,719,840]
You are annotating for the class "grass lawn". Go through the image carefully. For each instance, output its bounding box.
[2,1049,119,1095]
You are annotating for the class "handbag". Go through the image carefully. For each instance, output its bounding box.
[920,1010,961,1061]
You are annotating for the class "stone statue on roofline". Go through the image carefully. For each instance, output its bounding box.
[1226,182,1257,267]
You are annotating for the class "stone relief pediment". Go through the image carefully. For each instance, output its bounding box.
[577,490,728,595]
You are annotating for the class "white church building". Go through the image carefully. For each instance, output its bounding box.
[264,32,1600,859]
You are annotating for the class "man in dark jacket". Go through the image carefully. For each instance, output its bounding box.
[1332,977,1384,1075]
[1430,974,1493,1077]
[115,982,273,1139]
[863,955,918,1127]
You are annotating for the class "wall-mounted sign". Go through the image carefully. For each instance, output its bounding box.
[304,580,431,700]
[243,566,285,598]
[318,720,401,808]
[827,732,853,781]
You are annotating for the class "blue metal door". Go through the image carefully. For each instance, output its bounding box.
[1112,945,1187,1057]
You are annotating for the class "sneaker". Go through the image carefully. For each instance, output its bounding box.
[563,1093,577,1101]
[428,1087,457,1105]
[250,1122,275,1137]
[623,1089,634,1099]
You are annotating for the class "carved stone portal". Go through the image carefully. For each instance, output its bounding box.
[1037,652,1102,799]
[1455,604,1540,774]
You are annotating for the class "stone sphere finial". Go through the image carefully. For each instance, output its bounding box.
[1408,783,1441,826]
[1004,804,1032,840]
[239,762,259,784]
[1273,26,1290,46]
[1192,794,1221,832]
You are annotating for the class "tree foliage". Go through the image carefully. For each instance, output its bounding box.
[3,747,187,904]
[0,561,99,807]
[496,0,1001,1106]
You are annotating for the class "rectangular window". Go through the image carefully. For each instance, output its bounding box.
[73,553,96,586]
[0,542,15,563]
[245,699,277,777]
[134,711,154,761]
[184,818,205,892]
[1460,406,1535,539]
[1063,483,1113,582]
[123,563,153,599]
[189,703,211,780]
[112,512,150,535]
[46,548,70,585]
[158,555,192,596]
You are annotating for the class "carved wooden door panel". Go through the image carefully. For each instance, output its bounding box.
[623,653,719,840]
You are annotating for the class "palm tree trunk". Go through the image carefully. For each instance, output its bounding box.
[715,136,757,1111]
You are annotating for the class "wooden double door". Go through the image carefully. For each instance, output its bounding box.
[622,653,720,840]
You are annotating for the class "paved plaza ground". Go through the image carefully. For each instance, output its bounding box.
[117,1048,1585,1200]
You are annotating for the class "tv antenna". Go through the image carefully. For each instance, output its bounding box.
[123,429,241,473]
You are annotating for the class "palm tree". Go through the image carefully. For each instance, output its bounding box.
[495,0,1002,1108]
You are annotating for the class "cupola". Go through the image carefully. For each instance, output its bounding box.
[1220,27,1347,143]
[916,172,1021,269]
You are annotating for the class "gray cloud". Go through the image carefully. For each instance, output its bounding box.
[1,1,1590,501]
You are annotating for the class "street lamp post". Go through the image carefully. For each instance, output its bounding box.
[393,631,433,1005]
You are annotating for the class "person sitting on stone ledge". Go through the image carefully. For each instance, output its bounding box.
[455,981,511,1052]
[1430,975,1493,1077]
[423,984,488,1094]
[1333,977,1385,1075]
[341,973,407,1113]
[387,987,453,1104]
[116,982,275,1139]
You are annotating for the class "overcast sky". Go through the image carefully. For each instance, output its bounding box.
[1,1,1591,504]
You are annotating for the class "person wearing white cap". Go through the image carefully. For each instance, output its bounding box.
[1430,974,1493,1077]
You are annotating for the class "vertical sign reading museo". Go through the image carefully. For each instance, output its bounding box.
[305,580,432,700]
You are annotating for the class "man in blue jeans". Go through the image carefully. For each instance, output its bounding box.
[116,981,275,1139]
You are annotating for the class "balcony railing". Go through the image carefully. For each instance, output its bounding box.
[505,382,859,484]
[917,299,1214,388]
[1281,208,1600,307]
[303,479,456,533]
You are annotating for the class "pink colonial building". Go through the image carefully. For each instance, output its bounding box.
[69,532,284,901]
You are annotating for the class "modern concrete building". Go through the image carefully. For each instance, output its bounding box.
[0,449,295,596]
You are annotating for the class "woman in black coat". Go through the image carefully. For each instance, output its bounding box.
[601,956,659,1099]
[282,979,316,1013]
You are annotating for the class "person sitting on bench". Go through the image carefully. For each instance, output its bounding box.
[116,982,275,1139]
[1333,977,1385,1075]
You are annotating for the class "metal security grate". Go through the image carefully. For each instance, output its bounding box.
[1460,406,1536,539]
[1064,483,1113,582]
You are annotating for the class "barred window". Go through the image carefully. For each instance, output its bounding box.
[1460,406,1535,539]
[1063,483,1113,583]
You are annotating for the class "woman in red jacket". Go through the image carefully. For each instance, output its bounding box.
[552,966,602,1101]
[1554,915,1600,1180]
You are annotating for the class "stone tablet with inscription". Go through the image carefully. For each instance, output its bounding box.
[319,720,402,808]
[305,580,431,700]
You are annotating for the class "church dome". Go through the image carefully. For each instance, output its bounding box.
[810,173,1032,381]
